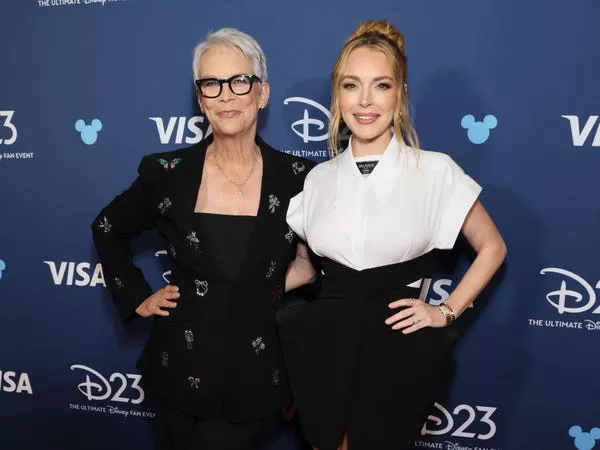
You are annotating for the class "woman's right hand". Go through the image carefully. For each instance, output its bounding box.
[285,243,317,292]
[135,285,180,318]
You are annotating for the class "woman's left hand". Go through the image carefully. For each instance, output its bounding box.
[385,298,447,334]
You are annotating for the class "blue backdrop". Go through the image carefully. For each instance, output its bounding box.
[1,1,599,449]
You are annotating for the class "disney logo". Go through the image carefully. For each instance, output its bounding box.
[283,97,330,143]
[107,405,130,417]
[540,268,600,314]
[584,320,600,331]
[444,442,471,450]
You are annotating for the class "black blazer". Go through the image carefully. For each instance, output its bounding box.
[92,136,315,421]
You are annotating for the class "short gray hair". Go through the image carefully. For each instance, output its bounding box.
[192,28,268,81]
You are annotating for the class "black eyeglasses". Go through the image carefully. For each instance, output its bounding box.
[195,74,261,98]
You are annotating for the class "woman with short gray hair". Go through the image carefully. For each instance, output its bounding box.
[92,27,316,449]
[193,27,268,82]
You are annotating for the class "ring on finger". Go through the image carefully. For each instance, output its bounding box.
[411,316,420,325]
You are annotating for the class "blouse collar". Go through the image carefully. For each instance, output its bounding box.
[336,134,406,204]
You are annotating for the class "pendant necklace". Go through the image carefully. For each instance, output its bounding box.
[211,144,260,196]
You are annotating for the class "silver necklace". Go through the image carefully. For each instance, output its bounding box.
[211,144,260,196]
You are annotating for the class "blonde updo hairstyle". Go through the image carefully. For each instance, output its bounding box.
[328,20,419,157]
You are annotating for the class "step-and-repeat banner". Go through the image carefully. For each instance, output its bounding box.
[1,1,599,449]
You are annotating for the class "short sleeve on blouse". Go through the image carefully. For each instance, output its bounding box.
[287,191,306,241]
[434,157,482,249]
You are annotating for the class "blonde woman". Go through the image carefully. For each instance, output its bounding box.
[281,20,506,450]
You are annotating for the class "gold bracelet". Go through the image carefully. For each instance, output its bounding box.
[438,302,456,326]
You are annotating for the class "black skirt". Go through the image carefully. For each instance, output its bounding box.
[277,254,458,450]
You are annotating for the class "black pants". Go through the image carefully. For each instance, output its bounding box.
[155,402,284,450]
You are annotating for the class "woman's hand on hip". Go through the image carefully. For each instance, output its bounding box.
[385,298,446,334]
[136,285,180,318]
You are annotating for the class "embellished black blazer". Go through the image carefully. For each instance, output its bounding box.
[91,136,315,422]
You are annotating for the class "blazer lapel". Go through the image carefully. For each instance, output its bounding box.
[238,138,286,282]
[172,137,211,225]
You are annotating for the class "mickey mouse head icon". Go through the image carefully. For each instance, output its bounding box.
[75,119,103,145]
[570,426,600,450]
[461,114,497,144]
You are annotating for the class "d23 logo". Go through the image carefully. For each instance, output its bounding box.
[541,268,600,314]
[70,365,144,404]
[0,111,17,145]
[421,402,497,440]
[149,116,212,145]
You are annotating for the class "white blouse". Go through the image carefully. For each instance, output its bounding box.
[287,137,482,271]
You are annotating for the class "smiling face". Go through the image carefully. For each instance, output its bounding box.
[338,46,398,150]
[196,45,269,139]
